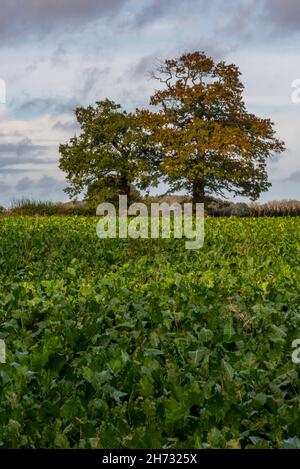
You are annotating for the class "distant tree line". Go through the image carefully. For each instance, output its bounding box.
[3,197,300,218]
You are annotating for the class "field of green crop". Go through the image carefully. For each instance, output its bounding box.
[0,216,299,448]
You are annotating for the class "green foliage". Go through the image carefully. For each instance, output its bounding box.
[59,99,160,204]
[0,217,299,448]
[9,199,96,216]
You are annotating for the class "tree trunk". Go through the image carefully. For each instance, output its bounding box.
[120,174,131,204]
[192,179,205,204]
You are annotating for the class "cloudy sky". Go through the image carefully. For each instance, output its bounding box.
[0,0,300,206]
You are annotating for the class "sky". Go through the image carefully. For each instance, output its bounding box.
[0,0,300,206]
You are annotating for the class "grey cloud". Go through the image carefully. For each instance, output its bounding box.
[218,1,258,39]
[263,0,300,35]
[0,0,127,40]
[0,138,46,156]
[132,55,159,78]
[17,97,79,116]
[15,177,34,192]
[133,0,300,43]
[0,157,54,168]
[35,175,65,191]
[0,138,56,169]
[135,0,172,26]
[285,170,300,183]
[0,168,36,175]
[0,130,24,138]
[222,0,300,39]
[0,179,11,193]
[135,0,187,26]
[51,45,68,67]
[17,68,107,118]
[133,0,219,27]
[52,120,80,132]
[26,63,39,73]
[15,175,66,194]
[79,66,109,98]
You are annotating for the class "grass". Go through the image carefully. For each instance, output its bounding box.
[8,199,96,216]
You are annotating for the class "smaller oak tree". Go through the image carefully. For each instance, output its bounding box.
[59,99,160,204]
[139,51,285,203]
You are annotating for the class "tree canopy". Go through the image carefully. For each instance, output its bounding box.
[59,99,160,204]
[138,51,285,202]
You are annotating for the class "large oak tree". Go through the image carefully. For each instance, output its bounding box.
[139,51,285,203]
[59,99,160,204]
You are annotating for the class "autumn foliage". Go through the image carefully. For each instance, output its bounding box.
[139,51,285,202]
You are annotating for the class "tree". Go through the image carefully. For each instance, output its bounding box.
[59,99,160,204]
[139,51,285,203]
